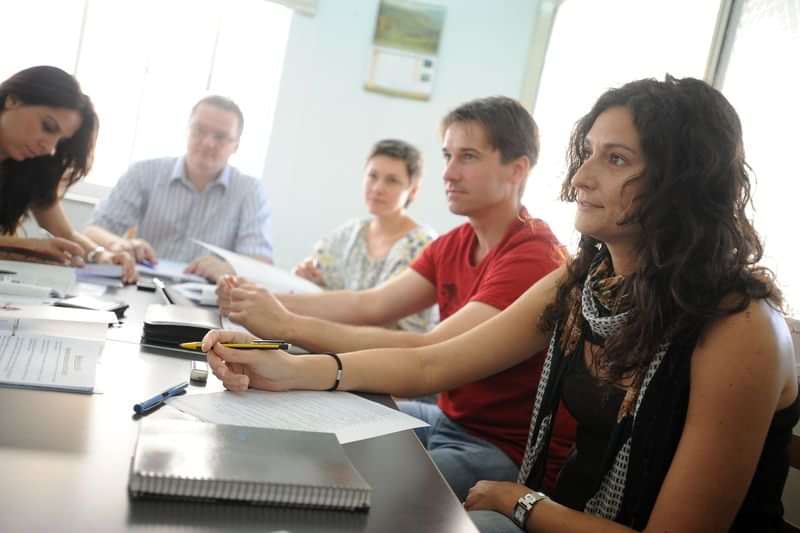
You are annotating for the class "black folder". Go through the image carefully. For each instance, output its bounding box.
[141,304,221,349]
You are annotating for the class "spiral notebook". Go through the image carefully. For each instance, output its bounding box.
[128,419,371,511]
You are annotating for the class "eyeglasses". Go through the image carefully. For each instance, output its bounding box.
[188,124,237,145]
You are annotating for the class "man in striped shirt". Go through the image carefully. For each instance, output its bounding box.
[84,95,273,281]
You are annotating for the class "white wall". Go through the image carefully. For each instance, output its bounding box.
[52,0,540,268]
[264,0,540,268]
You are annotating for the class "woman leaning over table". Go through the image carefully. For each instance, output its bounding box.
[203,76,799,532]
[291,139,438,332]
[0,65,135,282]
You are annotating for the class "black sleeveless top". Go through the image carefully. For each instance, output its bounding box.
[551,326,800,531]
[553,340,625,510]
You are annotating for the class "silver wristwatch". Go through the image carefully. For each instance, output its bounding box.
[86,245,105,263]
[511,491,548,529]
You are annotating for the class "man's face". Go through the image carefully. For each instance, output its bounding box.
[185,103,240,177]
[441,121,520,217]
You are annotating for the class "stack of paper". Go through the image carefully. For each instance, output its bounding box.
[195,241,322,294]
[136,259,206,283]
[171,282,217,306]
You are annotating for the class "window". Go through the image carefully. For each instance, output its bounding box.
[524,0,722,250]
[0,0,292,197]
[716,0,800,314]
[526,0,800,313]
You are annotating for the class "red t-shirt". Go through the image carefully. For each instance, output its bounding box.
[411,209,576,487]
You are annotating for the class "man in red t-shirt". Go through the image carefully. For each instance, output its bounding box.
[216,96,575,500]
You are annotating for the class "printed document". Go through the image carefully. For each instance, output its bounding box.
[168,390,427,443]
[0,333,102,392]
[194,240,322,294]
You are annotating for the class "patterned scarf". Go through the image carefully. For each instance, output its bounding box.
[516,250,671,521]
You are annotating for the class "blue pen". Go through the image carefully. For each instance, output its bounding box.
[139,259,155,268]
[133,381,189,414]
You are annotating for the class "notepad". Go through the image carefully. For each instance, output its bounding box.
[128,419,371,511]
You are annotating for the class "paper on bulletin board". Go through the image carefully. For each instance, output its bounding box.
[364,0,445,100]
[365,47,436,100]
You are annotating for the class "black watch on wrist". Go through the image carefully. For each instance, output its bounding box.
[511,491,548,529]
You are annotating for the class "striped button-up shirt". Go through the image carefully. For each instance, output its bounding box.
[89,157,273,262]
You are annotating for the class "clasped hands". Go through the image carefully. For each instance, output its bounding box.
[215,274,291,335]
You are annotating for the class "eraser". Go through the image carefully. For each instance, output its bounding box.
[190,360,209,383]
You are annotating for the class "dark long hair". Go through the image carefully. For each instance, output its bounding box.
[540,75,780,385]
[0,65,98,234]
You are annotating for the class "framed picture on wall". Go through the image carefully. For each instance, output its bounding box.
[365,0,446,101]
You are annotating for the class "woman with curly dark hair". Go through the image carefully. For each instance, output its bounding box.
[0,65,135,281]
[202,76,799,532]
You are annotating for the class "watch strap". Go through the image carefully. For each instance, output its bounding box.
[511,491,548,529]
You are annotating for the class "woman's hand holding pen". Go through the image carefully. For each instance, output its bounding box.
[203,329,296,392]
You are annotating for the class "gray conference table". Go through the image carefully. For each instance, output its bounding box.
[0,284,478,533]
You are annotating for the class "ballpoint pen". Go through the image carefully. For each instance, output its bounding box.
[179,339,290,351]
[151,277,174,305]
[133,381,189,414]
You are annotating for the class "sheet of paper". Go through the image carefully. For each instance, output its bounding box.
[0,333,102,392]
[194,240,322,294]
[0,294,58,306]
[171,282,217,306]
[136,259,206,283]
[168,390,428,443]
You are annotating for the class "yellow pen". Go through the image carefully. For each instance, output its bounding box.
[180,340,290,351]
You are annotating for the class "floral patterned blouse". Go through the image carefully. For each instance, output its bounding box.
[313,218,439,332]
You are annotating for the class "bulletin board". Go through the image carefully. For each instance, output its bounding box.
[365,0,446,100]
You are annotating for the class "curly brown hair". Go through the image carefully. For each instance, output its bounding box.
[0,65,98,234]
[540,75,780,385]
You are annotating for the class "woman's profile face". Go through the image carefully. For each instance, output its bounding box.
[362,155,417,216]
[0,96,81,161]
[571,106,647,247]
